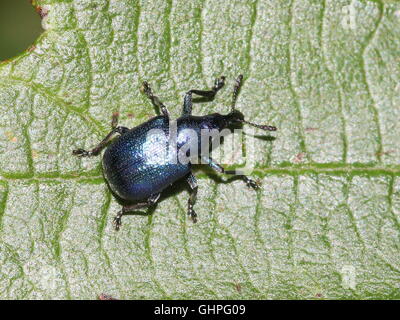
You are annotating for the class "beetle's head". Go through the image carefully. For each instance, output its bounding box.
[205,111,245,131]
[203,75,277,132]
[221,109,244,129]
[226,109,245,122]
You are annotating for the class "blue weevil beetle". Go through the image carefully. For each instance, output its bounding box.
[73,75,276,230]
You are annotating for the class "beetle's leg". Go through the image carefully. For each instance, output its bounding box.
[187,173,198,223]
[182,76,225,115]
[202,156,260,190]
[113,193,161,231]
[142,81,170,119]
[231,74,243,111]
[72,113,129,157]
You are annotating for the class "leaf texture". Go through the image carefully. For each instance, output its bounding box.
[0,0,399,299]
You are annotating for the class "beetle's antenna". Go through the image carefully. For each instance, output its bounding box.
[239,119,277,131]
[231,74,243,111]
[230,74,277,131]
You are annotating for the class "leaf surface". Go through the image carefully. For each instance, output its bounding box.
[0,0,399,299]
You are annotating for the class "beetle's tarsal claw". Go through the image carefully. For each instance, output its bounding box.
[244,177,261,190]
[113,215,122,231]
[235,75,243,88]
[72,148,89,157]
[214,76,225,91]
[188,207,197,223]
[141,81,151,95]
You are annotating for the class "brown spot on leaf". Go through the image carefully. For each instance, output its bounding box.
[5,132,17,143]
[30,1,48,19]
[127,113,135,119]
[376,150,394,157]
[234,283,242,293]
[305,127,319,132]
[293,152,305,163]
[27,45,36,52]
[98,293,117,300]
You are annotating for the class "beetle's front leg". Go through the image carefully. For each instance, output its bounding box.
[187,173,198,223]
[113,193,161,231]
[182,76,225,115]
[141,81,170,119]
[73,113,129,157]
[202,156,260,190]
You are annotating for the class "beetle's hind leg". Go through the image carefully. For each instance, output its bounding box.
[141,81,170,119]
[187,173,198,223]
[113,193,161,231]
[72,113,129,157]
[182,76,225,115]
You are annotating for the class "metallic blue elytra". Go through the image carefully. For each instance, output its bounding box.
[73,75,277,230]
[101,116,185,202]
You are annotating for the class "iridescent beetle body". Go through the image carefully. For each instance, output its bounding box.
[73,76,276,230]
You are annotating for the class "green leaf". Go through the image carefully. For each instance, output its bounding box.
[0,0,399,299]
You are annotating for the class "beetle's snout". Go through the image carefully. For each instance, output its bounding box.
[226,109,277,132]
